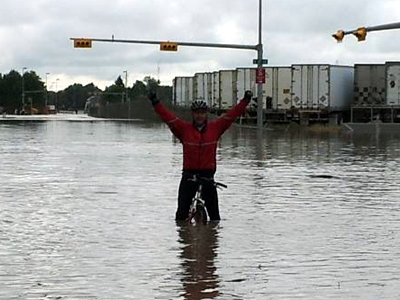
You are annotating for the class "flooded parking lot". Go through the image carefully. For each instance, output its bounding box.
[1,116,400,299]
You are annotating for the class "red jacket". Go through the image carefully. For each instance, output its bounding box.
[154,99,250,170]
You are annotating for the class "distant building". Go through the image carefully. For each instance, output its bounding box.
[85,95,102,116]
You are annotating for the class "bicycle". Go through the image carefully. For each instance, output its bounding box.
[187,175,227,225]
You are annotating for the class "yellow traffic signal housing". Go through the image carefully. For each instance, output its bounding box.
[353,27,367,42]
[160,42,178,51]
[332,30,345,43]
[74,39,92,48]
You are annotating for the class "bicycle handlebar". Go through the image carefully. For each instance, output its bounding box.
[187,175,227,189]
[216,182,228,189]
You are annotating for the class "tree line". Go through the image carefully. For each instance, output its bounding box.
[0,70,172,113]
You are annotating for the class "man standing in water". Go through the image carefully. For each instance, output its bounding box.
[148,90,253,221]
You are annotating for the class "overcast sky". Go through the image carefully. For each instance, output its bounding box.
[0,0,399,90]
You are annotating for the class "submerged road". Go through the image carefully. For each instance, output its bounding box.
[1,115,400,299]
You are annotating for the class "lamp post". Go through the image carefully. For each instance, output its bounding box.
[21,67,27,111]
[123,70,130,119]
[51,81,55,109]
[123,70,128,102]
[45,73,50,107]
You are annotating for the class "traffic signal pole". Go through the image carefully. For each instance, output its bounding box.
[256,0,264,130]
[365,21,400,32]
[71,0,266,130]
[70,37,257,51]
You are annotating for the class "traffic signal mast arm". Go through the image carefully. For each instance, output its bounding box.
[70,37,257,51]
[333,21,400,42]
[367,21,400,32]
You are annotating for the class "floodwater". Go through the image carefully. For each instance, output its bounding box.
[1,115,400,300]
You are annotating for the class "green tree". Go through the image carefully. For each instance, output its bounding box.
[103,76,125,103]
[0,71,173,114]
[145,76,172,103]
[0,70,45,112]
[0,70,23,112]
[156,84,172,104]
[143,76,159,91]
[57,83,101,110]
[128,80,147,100]
[115,76,124,88]
[23,71,45,107]
[139,76,172,103]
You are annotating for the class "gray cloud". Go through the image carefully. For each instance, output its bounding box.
[0,0,399,89]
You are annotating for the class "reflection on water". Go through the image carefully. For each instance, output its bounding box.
[1,118,400,300]
[177,223,220,300]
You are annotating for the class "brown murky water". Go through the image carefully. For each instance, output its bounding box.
[1,115,400,299]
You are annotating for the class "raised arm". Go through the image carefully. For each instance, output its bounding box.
[149,92,187,140]
[213,90,253,135]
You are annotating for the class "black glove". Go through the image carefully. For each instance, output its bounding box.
[148,91,160,106]
[244,90,253,102]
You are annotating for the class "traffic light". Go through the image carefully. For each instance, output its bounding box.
[353,27,367,42]
[332,30,345,43]
[74,39,92,48]
[160,42,178,51]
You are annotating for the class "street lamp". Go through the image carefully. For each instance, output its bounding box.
[45,73,50,107]
[21,67,27,111]
[51,81,55,108]
[123,70,130,119]
[123,70,128,102]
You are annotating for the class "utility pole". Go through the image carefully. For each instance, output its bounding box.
[55,78,59,112]
[21,67,27,111]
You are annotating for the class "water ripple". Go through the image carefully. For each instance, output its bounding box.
[1,121,400,299]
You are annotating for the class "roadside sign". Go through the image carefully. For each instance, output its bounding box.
[253,59,268,65]
[256,68,266,84]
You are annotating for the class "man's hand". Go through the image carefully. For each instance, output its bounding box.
[244,90,253,102]
[148,90,160,105]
